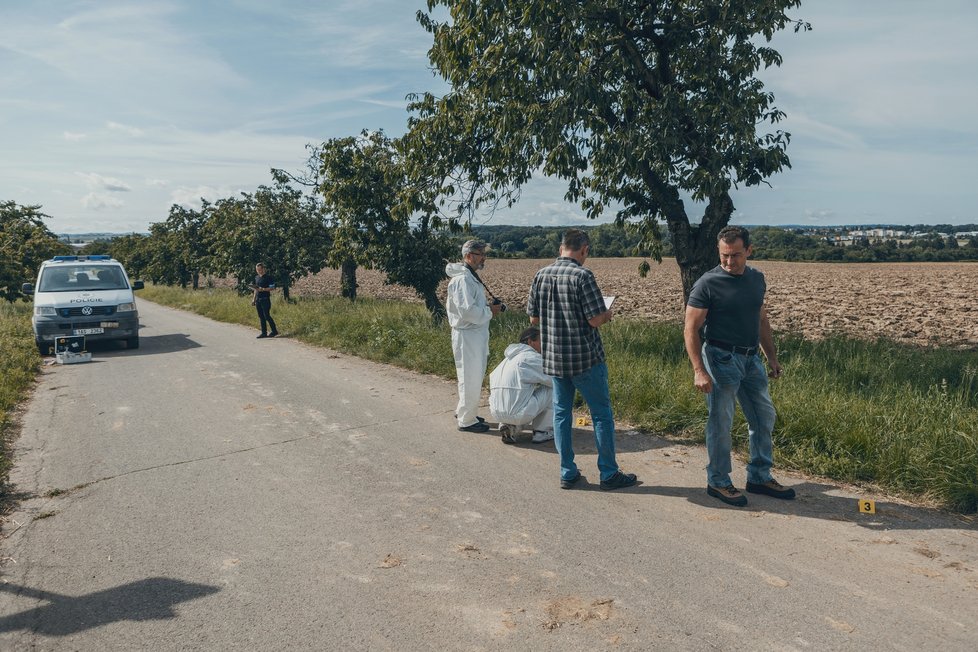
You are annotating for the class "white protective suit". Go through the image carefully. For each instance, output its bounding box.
[489,343,554,432]
[446,262,492,428]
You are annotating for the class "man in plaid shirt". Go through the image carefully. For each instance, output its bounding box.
[528,229,638,491]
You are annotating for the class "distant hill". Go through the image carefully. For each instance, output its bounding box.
[58,233,143,243]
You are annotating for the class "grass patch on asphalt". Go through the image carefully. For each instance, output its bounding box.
[141,284,978,513]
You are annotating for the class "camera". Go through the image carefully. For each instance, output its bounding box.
[492,298,508,312]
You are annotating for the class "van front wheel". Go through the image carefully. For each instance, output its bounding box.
[36,340,51,356]
[126,335,139,350]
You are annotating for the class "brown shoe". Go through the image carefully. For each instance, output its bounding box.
[707,485,748,507]
[746,479,796,500]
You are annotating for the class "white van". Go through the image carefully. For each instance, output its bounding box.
[22,255,144,355]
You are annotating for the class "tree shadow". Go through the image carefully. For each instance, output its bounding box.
[0,577,220,636]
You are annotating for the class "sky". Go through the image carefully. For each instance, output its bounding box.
[1,1,977,234]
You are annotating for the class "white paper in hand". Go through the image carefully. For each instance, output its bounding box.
[603,295,616,310]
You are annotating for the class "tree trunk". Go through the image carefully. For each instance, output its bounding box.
[665,192,734,303]
[340,258,357,301]
[422,287,446,324]
[282,282,291,301]
[192,271,200,290]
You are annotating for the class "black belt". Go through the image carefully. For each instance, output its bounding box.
[707,340,759,356]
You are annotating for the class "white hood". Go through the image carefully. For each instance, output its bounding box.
[445,262,467,277]
[503,343,532,359]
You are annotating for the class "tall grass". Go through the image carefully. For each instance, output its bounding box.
[0,301,40,487]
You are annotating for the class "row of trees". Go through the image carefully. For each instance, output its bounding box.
[747,227,978,263]
[469,224,660,258]
[69,133,458,319]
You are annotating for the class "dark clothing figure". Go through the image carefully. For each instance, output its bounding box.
[253,273,278,338]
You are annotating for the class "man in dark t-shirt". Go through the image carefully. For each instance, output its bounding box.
[251,263,278,339]
[684,226,796,507]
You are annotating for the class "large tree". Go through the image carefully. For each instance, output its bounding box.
[316,130,455,320]
[410,1,808,298]
[0,201,71,302]
[205,171,331,300]
[141,204,211,289]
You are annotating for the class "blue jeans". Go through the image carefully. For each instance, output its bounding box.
[702,344,776,488]
[552,362,619,482]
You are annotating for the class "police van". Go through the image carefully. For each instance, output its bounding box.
[22,255,144,355]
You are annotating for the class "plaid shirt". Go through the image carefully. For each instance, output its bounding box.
[527,257,607,378]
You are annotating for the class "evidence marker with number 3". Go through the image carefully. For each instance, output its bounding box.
[858,499,876,514]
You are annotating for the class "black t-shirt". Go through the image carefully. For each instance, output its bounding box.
[687,265,766,347]
[254,274,274,298]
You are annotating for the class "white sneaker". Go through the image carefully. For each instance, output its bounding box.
[531,430,554,444]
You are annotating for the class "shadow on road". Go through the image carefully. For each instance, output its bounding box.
[473,425,674,456]
[0,577,220,636]
[607,481,976,532]
[88,333,202,357]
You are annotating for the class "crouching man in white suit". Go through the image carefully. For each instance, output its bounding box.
[489,327,555,445]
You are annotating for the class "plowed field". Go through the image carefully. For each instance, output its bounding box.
[282,258,978,348]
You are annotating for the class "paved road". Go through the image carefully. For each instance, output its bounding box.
[1,300,976,650]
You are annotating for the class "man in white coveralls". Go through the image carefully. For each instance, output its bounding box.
[489,327,555,445]
[446,239,504,433]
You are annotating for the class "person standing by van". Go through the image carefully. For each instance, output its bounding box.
[251,263,278,339]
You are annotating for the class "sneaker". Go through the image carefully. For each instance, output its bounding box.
[560,472,584,490]
[499,424,518,445]
[531,430,554,444]
[268,331,279,337]
[458,421,490,433]
[707,485,748,507]
[745,479,796,500]
[256,334,268,339]
[600,470,638,491]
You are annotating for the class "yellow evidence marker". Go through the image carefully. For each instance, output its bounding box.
[858,499,876,514]
[576,416,591,426]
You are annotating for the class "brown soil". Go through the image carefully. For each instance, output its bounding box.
[261,258,978,348]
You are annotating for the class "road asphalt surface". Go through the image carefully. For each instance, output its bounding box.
[1,300,976,650]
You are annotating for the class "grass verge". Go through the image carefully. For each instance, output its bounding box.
[141,284,978,513]
[0,301,41,494]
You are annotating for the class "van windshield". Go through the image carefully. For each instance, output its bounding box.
[38,265,129,292]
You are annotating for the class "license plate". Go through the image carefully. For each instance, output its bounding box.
[100,321,119,328]
[73,328,104,335]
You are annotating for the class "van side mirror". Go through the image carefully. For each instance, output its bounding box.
[132,280,144,290]
[21,283,34,295]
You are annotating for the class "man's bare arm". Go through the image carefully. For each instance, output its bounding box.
[759,304,781,378]
[587,309,613,328]
[684,305,712,394]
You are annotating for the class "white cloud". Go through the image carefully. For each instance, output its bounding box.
[77,172,131,192]
[63,131,86,141]
[107,121,144,137]
[169,185,241,209]
[81,192,125,210]
[145,178,169,187]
